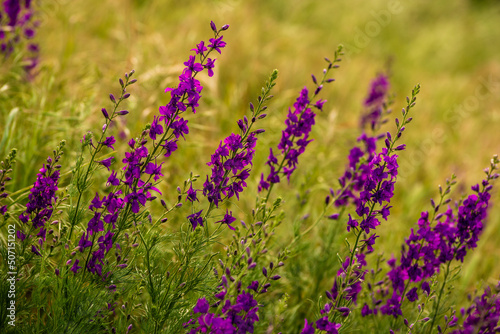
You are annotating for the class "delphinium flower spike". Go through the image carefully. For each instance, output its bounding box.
[68,22,230,278]
[372,156,500,329]
[112,21,230,231]
[66,70,137,242]
[360,74,391,130]
[17,141,65,256]
[258,46,343,208]
[301,84,420,331]
[198,69,278,229]
[1,0,40,76]
[285,73,393,248]
[184,70,285,333]
[450,281,500,334]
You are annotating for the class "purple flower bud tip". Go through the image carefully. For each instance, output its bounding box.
[221,24,229,31]
[117,110,129,115]
[210,21,217,32]
[110,94,116,102]
[328,213,339,220]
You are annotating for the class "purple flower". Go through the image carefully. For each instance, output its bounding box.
[107,170,120,186]
[187,210,203,230]
[183,55,204,75]
[203,130,258,207]
[171,118,189,139]
[31,245,41,256]
[205,58,216,77]
[378,162,497,318]
[216,210,236,230]
[70,259,82,274]
[124,191,147,213]
[316,316,341,333]
[193,298,210,314]
[451,284,500,334]
[100,136,116,150]
[97,157,114,171]
[301,319,315,334]
[19,155,62,247]
[364,74,389,107]
[162,139,178,157]
[208,36,227,54]
[144,162,164,181]
[186,183,199,202]
[78,232,92,252]
[149,116,164,140]
[191,41,208,56]
[360,74,389,130]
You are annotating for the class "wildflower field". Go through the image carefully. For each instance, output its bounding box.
[1,0,500,333]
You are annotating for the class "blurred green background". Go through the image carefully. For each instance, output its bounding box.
[2,0,500,326]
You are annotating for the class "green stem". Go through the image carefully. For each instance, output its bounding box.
[427,262,451,334]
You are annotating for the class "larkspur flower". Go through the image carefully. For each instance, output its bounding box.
[361,74,390,130]
[97,157,114,170]
[1,0,39,76]
[374,158,499,318]
[258,58,340,192]
[208,36,226,54]
[203,130,257,207]
[186,290,260,333]
[320,85,419,322]
[451,283,500,334]
[216,210,236,230]
[18,145,64,254]
[186,183,199,202]
[188,210,204,230]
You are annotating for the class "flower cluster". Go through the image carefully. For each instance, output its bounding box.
[360,74,390,130]
[320,83,416,318]
[75,191,124,276]
[377,159,498,318]
[333,73,392,209]
[301,311,342,334]
[451,282,500,334]
[18,141,64,255]
[258,87,315,191]
[193,69,277,230]
[158,21,228,153]
[1,0,39,75]
[203,128,259,208]
[68,22,229,276]
[66,71,137,275]
[185,293,260,334]
[258,55,340,192]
